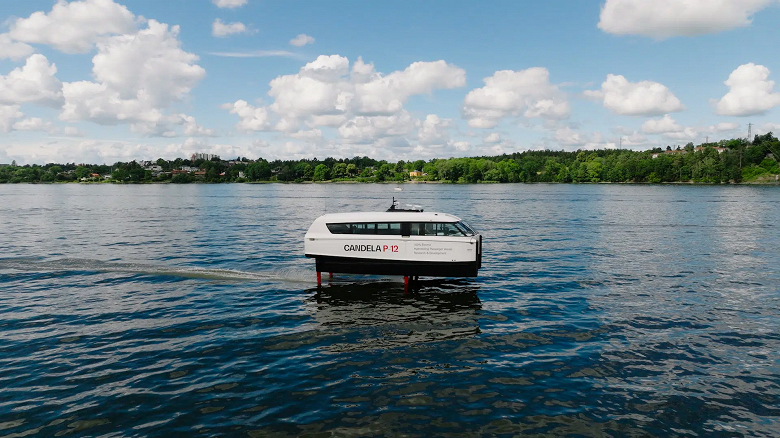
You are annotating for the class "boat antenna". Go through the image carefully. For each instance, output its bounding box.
[386,196,423,212]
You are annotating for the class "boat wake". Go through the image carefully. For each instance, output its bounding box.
[0,257,317,283]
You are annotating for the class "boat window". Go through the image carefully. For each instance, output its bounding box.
[326,222,403,235]
[459,221,477,235]
[436,223,465,236]
[408,222,465,236]
[455,221,476,235]
[326,223,351,234]
[352,223,376,234]
[376,223,402,235]
[327,222,466,236]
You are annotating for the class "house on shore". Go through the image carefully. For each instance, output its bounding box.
[651,149,687,159]
[694,146,727,154]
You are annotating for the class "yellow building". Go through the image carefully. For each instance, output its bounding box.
[409,171,423,177]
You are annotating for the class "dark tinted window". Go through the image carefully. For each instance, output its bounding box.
[458,221,477,235]
[376,223,401,235]
[327,222,465,236]
[326,222,401,235]
[409,222,466,236]
[352,223,375,234]
[423,223,463,236]
[326,223,351,234]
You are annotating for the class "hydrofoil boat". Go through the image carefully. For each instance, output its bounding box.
[304,199,482,287]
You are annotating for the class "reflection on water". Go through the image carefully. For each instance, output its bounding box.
[0,184,779,437]
[307,280,482,351]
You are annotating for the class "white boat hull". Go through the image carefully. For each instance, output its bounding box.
[304,211,482,278]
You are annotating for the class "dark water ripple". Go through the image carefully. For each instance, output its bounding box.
[1,184,779,437]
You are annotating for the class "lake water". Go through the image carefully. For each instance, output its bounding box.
[1,183,779,437]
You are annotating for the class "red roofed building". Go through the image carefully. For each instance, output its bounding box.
[695,146,728,154]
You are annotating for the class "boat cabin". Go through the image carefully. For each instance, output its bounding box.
[304,205,482,281]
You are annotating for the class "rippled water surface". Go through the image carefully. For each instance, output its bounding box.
[1,184,779,437]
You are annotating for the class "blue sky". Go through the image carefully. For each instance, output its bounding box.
[1,0,779,164]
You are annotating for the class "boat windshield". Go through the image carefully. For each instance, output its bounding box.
[456,221,477,235]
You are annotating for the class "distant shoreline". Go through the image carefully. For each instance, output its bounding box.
[3,180,778,186]
[3,137,778,184]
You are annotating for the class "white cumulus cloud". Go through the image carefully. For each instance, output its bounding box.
[298,54,350,82]
[555,127,587,146]
[642,119,738,142]
[12,117,55,133]
[0,105,23,133]
[212,19,248,37]
[61,81,158,126]
[0,34,34,61]
[290,128,324,142]
[338,111,417,145]
[664,127,699,141]
[620,131,650,147]
[8,0,138,54]
[462,67,570,129]
[63,126,86,137]
[554,129,623,150]
[60,20,206,133]
[309,114,347,128]
[714,63,780,116]
[92,20,204,107]
[225,55,464,140]
[711,122,740,132]
[0,54,63,106]
[418,114,453,146]
[222,100,271,132]
[171,114,216,137]
[355,60,465,115]
[212,0,248,9]
[290,34,315,47]
[221,55,468,157]
[452,141,471,152]
[641,114,684,134]
[483,132,501,143]
[585,74,684,116]
[598,0,774,38]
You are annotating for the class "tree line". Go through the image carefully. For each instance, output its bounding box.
[1,134,778,184]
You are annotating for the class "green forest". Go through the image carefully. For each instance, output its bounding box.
[2,134,779,184]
